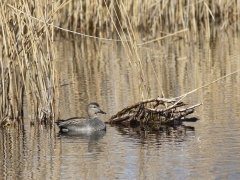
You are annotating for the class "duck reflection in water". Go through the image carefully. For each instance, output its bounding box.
[56,102,107,134]
[57,129,106,142]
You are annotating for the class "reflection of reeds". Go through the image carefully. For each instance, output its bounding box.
[0,1,59,124]
[103,0,150,99]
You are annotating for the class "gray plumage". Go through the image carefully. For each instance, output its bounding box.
[56,102,106,132]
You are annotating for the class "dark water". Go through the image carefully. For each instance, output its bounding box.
[1,28,240,179]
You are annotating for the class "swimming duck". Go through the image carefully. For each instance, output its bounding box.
[56,102,106,132]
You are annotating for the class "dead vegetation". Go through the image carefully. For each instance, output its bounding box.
[0,1,59,125]
[54,0,239,37]
[110,97,202,125]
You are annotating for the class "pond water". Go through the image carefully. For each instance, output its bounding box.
[1,27,240,179]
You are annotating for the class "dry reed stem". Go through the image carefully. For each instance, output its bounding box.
[138,28,189,46]
[176,68,240,100]
[0,1,63,123]
[2,0,239,37]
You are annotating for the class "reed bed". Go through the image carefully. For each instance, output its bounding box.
[0,1,59,125]
[0,0,239,125]
[4,1,234,37]
[53,0,239,37]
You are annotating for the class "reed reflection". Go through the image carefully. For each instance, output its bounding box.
[0,124,61,180]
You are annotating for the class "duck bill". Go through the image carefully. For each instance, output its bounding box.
[98,109,106,114]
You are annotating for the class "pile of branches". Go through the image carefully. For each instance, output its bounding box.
[109,97,202,125]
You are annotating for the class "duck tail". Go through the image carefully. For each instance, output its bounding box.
[55,119,64,126]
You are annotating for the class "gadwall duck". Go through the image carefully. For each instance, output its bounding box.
[56,102,106,132]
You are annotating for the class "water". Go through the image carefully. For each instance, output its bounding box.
[1,28,240,179]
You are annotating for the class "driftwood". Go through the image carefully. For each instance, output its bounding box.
[109,97,202,125]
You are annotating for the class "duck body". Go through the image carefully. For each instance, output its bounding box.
[56,102,106,133]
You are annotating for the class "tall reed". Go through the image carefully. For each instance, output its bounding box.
[53,0,238,37]
[0,1,59,124]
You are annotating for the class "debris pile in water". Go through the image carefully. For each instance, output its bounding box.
[109,97,202,125]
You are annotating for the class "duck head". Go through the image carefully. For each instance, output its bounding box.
[87,102,106,117]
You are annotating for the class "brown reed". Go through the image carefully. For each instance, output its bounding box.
[52,0,238,37]
[0,1,59,125]
[2,1,234,37]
